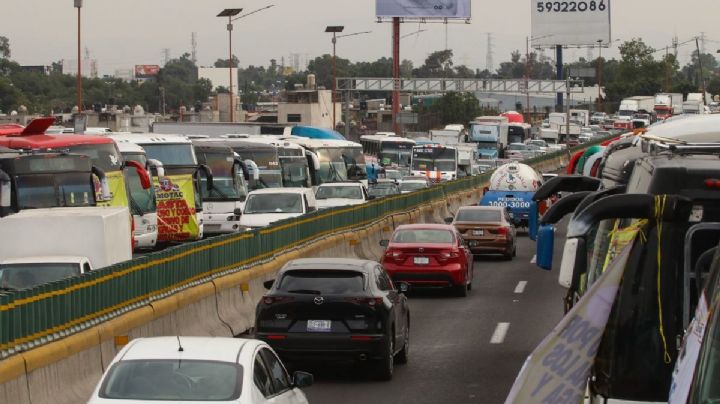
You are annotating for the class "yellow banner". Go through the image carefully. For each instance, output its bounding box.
[94,170,129,208]
[153,174,200,242]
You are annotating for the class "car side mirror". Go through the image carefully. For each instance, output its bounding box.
[444,217,454,224]
[293,371,314,388]
[0,170,10,208]
[234,208,243,216]
[263,280,274,290]
[379,239,389,247]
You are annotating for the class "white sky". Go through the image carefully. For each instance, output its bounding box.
[3,0,720,75]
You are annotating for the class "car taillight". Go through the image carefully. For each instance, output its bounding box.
[384,249,404,262]
[488,227,509,235]
[262,296,294,305]
[439,250,460,262]
[705,179,720,189]
[346,297,383,307]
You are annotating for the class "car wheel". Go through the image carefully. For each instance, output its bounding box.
[375,333,394,380]
[395,322,409,365]
[454,283,468,297]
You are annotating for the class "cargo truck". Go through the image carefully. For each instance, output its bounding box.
[618,96,655,118]
[0,207,132,291]
[654,93,683,120]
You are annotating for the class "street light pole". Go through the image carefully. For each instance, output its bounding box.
[597,39,603,112]
[74,0,83,112]
[217,8,244,123]
[525,36,530,121]
[325,26,344,130]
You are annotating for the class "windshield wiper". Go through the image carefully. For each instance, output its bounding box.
[286,289,322,295]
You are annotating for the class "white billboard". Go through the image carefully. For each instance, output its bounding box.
[531,0,611,46]
[376,0,471,18]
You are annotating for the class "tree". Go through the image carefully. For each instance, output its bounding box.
[604,39,665,105]
[0,36,9,58]
[214,55,240,68]
[413,50,454,77]
[419,92,480,126]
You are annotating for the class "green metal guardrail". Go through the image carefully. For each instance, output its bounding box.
[0,144,585,358]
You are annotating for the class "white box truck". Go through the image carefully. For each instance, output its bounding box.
[618,96,655,118]
[654,93,683,119]
[0,207,132,291]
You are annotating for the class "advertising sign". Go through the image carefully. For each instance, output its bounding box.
[154,174,200,242]
[134,64,160,79]
[531,0,611,46]
[376,0,471,18]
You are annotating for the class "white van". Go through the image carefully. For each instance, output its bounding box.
[240,188,317,230]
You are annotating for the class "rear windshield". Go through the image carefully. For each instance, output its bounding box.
[99,359,242,401]
[392,229,454,244]
[278,270,365,294]
[455,209,501,222]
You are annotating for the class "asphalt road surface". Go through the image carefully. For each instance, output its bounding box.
[303,225,569,404]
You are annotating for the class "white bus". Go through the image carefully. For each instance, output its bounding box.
[284,137,367,187]
[410,144,459,182]
[359,133,416,168]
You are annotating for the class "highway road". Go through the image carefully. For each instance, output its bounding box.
[303,225,568,404]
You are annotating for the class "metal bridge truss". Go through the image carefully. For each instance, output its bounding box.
[336,77,585,94]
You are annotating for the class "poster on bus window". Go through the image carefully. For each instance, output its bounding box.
[94,170,129,208]
[376,0,471,18]
[153,174,200,242]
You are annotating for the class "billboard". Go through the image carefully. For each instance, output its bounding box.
[134,64,160,79]
[531,0,611,46]
[376,0,471,18]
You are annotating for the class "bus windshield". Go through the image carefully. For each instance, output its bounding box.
[66,144,123,172]
[141,144,196,167]
[15,173,95,209]
[124,167,156,215]
[341,148,367,180]
[412,147,457,172]
[233,148,281,188]
[280,157,310,188]
[379,142,414,167]
[198,152,245,201]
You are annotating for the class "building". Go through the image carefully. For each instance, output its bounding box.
[277,76,339,129]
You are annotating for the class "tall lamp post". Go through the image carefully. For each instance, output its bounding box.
[597,39,604,112]
[217,8,243,123]
[74,0,83,112]
[325,27,371,132]
[325,26,344,130]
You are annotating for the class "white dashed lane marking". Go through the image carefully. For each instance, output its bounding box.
[514,281,527,294]
[490,322,510,344]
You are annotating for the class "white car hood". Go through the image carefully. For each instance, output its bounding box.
[316,198,365,209]
[240,212,303,228]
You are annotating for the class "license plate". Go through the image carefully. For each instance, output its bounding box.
[307,320,332,332]
[468,240,479,247]
[473,230,484,236]
[414,256,429,265]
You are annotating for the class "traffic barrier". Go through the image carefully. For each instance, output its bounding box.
[0,145,582,403]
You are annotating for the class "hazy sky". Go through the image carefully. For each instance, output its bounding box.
[3,0,720,75]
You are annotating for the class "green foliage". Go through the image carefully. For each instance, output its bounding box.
[418,92,481,126]
[0,36,9,58]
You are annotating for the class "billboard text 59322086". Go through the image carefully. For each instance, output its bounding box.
[531,0,611,46]
[376,0,471,18]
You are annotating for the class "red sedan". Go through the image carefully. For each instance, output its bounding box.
[380,224,474,297]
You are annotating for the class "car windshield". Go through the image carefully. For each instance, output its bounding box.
[455,209,501,222]
[16,173,95,209]
[508,144,526,150]
[278,270,365,294]
[316,186,363,200]
[384,170,402,180]
[392,229,454,244]
[99,359,241,401]
[0,263,80,291]
[369,185,398,197]
[244,193,303,214]
[399,182,427,192]
[141,144,196,167]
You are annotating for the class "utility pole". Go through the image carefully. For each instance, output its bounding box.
[392,17,400,135]
[74,0,83,112]
[696,37,708,105]
[525,36,530,122]
[597,39,604,112]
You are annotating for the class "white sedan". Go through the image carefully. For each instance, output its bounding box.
[88,337,312,403]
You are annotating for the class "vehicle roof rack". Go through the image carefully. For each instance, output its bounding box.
[643,138,720,156]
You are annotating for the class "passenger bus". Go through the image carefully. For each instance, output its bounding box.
[0,118,149,213]
[216,138,282,189]
[359,133,415,168]
[225,135,312,188]
[110,133,211,242]
[410,144,459,182]
[0,152,109,218]
[191,140,249,235]
[111,140,159,250]
[284,137,367,186]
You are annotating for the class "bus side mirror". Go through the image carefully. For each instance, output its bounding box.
[244,159,260,181]
[147,158,165,178]
[529,201,539,241]
[198,164,214,191]
[306,151,321,171]
[0,169,10,208]
[126,160,151,190]
[91,166,112,201]
[536,224,555,270]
